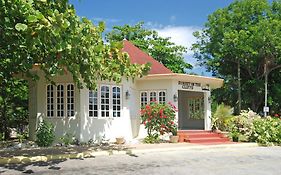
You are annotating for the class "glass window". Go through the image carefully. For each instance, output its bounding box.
[101,85,110,117]
[140,92,148,107]
[112,86,121,117]
[67,84,75,117]
[158,91,166,104]
[57,84,64,117]
[149,91,157,102]
[47,85,54,117]
[89,90,98,117]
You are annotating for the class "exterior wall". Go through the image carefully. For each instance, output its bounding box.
[79,78,138,142]
[136,79,176,138]
[31,70,81,141]
[29,71,213,142]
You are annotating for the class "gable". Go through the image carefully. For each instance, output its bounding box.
[122,40,173,75]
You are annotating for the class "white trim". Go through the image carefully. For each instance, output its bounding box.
[88,84,122,119]
[140,89,167,107]
[45,83,75,118]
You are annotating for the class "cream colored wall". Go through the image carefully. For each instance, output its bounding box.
[79,78,139,142]
[32,70,81,142]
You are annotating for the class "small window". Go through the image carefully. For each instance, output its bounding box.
[67,84,75,117]
[89,90,98,117]
[101,85,110,117]
[140,92,148,107]
[57,84,64,117]
[159,91,166,104]
[149,91,157,102]
[47,85,54,117]
[112,86,121,117]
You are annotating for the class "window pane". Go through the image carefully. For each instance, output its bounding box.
[101,85,110,117]
[57,85,64,117]
[140,92,148,107]
[158,91,166,104]
[112,86,121,117]
[89,90,98,117]
[47,85,54,117]
[67,84,75,117]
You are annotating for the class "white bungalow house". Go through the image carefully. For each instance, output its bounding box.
[27,40,223,142]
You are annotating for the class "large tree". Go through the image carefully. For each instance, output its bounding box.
[106,22,192,73]
[0,0,149,139]
[192,0,281,114]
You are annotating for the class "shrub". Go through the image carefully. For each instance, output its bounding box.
[228,109,258,142]
[140,102,177,143]
[212,103,233,131]
[36,120,55,147]
[249,117,281,146]
[59,133,75,146]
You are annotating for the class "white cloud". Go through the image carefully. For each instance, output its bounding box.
[154,26,201,67]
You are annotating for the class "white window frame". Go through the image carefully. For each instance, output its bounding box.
[112,86,121,117]
[88,84,122,118]
[46,84,55,117]
[89,89,98,118]
[140,91,148,107]
[46,83,75,118]
[140,90,167,107]
[66,84,75,117]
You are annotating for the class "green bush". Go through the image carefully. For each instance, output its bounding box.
[140,102,177,137]
[212,103,233,131]
[228,109,281,145]
[143,134,160,144]
[36,120,55,147]
[228,110,258,142]
[249,117,281,146]
[59,133,75,146]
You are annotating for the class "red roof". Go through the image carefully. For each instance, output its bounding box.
[122,40,172,75]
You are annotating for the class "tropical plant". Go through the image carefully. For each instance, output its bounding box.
[249,117,281,146]
[140,102,177,143]
[59,133,75,146]
[0,0,150,140]
[212,103,233,131]
[228,109,258,142]
[36,120,55,147]
[192,0,281,114]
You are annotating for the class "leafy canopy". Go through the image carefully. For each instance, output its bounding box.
[0,0,150,90]
[192,0,281,113]
[106,22,192,73]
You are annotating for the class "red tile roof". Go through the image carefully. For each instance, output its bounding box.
[122,40,173,75]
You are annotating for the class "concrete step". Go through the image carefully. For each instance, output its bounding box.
[186,137,230,143]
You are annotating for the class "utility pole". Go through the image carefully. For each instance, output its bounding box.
[264,63,268,117]
[238,59,241,114]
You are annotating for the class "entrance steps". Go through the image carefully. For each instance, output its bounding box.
[177,130,232,144]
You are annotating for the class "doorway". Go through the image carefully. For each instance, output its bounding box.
[178,90,205,130]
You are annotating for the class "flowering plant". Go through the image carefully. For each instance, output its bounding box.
[140,102,177,138]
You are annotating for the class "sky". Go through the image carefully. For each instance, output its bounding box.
[69,0,235,76]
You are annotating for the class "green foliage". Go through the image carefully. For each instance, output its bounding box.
[228,110,258,142]
[212,103,233,131]
[193,0,281,113]
[59,133,75,146]
[140,102,177,137]
[0,0,150,140]
[228,109,281,145]
[143,134,160,144]
[106,22,192,73]
[36,120,55,147]
[250,117,281,146]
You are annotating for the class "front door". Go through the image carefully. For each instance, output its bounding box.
[178,90,204,130]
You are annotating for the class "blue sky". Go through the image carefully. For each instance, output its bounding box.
[69,0,235,76]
